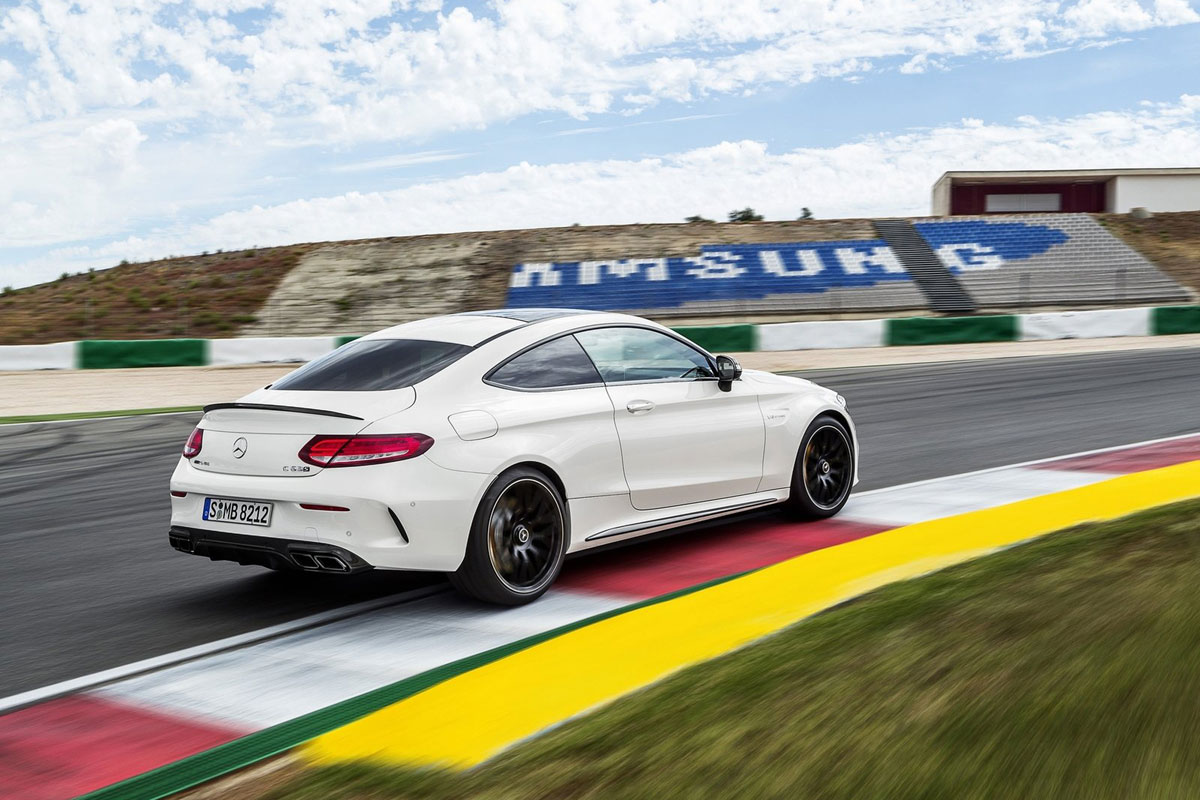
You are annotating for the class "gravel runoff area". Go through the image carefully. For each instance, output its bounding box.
[4,333,1200,419]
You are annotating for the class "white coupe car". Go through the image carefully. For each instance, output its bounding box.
[169,309,858,604]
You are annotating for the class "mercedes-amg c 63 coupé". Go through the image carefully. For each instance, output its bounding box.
[169,309,858,604]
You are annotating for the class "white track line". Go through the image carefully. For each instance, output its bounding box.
[852,429,1200,497]
[0,410,202,427]
[2,429,1197,715]
[0,584,446,714]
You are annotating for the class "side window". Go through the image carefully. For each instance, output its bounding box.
[574,327,714,383]
[488,335,603,389]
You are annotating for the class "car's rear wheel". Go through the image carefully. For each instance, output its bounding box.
[450,466,568,605]
[787,415,854,518]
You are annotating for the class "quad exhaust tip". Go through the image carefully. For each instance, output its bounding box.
[168,532,194,553]
[291,550,350,572]
[314,554,349,572]
[291,552,320,569]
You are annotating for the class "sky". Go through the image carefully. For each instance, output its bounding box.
[1,0,1198,289]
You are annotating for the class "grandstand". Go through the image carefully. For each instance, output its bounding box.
[506,213,1190,320]
[912,214,1189,310]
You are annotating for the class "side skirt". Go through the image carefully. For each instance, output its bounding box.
[578,494,786,547]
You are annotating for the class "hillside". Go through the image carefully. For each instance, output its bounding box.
[0,245,317,345]
[1098,211,1200,294]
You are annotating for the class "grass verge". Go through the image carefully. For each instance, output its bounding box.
[0,406,201,425]
[268,499,1200,800]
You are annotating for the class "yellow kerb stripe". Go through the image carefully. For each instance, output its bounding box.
[304,460,1200,769]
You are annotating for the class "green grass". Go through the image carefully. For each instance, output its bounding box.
[271,499,1200,800]
[0,405,201,424]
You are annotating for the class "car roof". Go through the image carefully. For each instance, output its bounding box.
[457,308,600,323]
[360,308,600,346]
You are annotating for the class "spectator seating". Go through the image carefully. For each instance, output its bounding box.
[913,214,1190,309]
[508,213,1191,315]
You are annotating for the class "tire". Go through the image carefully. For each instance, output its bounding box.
[786,415,855,519]
[450,466,569,605]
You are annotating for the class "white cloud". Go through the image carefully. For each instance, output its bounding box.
[327,150,470,171]
[2,0,1196,142]
[1,0,1197,288]
[8,94,1197,288]
[0,115,256,249]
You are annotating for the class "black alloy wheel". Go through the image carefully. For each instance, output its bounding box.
[788,415,854,518]
[451,467,568,605]
[486,478,564,593]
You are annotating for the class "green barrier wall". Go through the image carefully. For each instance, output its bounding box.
[887,315,1018,347]
[21,307,1194,373]
[1152,305,1200,336]
[671,324,756,353]
[77,339,208,369]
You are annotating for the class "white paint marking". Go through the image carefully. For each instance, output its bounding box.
[1020,307,1152,341]
[95,590,629,729]
[209,336,336,366]
[0,585,445,714]
[842,467,1118,526]
[850,430,1200,499]
[758,319,885,351]
[0,341,76,371]
[0,410,202,427]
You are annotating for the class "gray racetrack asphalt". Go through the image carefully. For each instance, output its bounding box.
[2,347,1199,698]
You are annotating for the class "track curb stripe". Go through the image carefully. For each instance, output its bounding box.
[303,459,1200,769]
[75,572,753,800]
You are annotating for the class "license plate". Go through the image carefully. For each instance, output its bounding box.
[202,497,273,527]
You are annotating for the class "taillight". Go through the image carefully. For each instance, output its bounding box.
[298,434,433,467]
[183,428,203,458]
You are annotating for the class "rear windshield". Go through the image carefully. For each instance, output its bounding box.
[271,339,470,392]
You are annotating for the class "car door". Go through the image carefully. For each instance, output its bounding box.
[482,333,628,499]
[574,326,766,511]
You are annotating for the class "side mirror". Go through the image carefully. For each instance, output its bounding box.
[715,355,742,391]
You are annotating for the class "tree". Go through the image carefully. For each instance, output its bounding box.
[684,214,714,223]
[728,207,763,223]
[798,207,814,220]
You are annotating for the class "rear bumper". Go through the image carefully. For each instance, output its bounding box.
[169,454,490,571]
[168,525,373,574]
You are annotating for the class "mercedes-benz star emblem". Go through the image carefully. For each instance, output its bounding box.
[232,437,248,459]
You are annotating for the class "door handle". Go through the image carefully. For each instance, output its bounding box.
[626,399,655,414]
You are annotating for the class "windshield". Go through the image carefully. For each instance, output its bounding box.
[271,339,470,392]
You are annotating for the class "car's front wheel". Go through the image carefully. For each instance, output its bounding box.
[450,466,568,605]
[787,415,854,519]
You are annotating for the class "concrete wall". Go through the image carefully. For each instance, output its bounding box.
[1110,175,1200,213]
[931,176,952,216]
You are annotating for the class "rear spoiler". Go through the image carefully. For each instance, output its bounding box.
[202,402,364,421]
